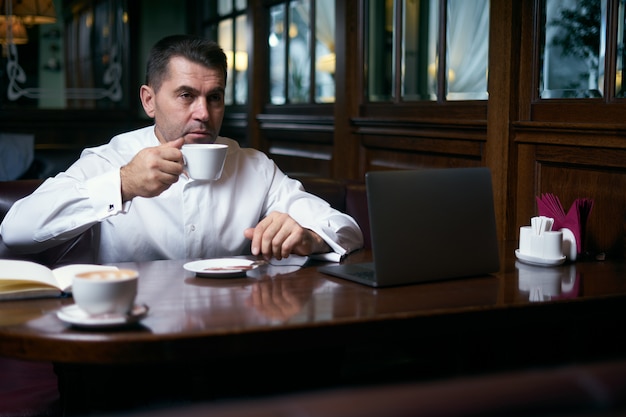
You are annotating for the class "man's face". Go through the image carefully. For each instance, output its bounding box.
[140,56,226,144]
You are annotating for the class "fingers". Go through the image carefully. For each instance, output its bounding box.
[247,212,292,260]
[121,139,186,201]
[164,137,185,149]
[245,212,325,260]
[248,279,300,320]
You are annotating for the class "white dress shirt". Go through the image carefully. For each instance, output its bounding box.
[0,126,363,263]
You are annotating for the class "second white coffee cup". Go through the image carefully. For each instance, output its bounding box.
[72,269,138,316]
[181,143,228,181]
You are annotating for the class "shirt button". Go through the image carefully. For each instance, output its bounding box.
[190,225,196,232]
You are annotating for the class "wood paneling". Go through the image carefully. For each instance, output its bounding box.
[332,0,361,180]
[486,0,521,242]
[515,134,626,258]
[256,112,335,175]
[1,111,147,150]
[357,130,486,173]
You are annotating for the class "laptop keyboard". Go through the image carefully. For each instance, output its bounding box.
[351,270,375,282]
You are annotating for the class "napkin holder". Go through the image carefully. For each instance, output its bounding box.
[516,216,570,266]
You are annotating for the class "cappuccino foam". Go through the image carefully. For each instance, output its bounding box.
[76,269,137,281]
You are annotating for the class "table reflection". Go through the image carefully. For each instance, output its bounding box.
[135,255,330,331]
[516,261,579,302]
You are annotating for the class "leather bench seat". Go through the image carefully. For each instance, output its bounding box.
[96,359,626,417]
[0,179,97,267]
[0,358,60,417]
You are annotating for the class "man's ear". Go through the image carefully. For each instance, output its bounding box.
[140,85,156,118]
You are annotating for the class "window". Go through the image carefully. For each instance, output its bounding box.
[366,0,490,102]
[1,0,131,110]
[538,0,626,100]
[541,0,605,98]
[268,0,336,104]
[524,0,626,122]
[200,0,248,105]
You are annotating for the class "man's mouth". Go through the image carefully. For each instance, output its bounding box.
[186,131,213,141]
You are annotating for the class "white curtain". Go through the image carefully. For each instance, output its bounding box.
[315,0,335,52]
[445,0,490,99]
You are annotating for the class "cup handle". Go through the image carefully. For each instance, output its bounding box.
[181,155,189,179]
[561,228,577,261]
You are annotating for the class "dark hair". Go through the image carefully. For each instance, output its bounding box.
[145,35,228,92]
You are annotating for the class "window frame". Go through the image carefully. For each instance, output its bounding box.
[519,0,626,124]
[265,0,336,106]
[358,0,488,121]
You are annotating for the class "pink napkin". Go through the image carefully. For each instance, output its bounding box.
[535,193,594,255]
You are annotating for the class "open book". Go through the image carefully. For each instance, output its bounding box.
[0,259,118,300]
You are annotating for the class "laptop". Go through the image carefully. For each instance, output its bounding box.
[318,167,500,287]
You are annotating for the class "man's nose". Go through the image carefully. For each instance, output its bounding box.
[192,98,210,121]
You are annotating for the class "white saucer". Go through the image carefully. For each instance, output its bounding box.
[184,258,261,278]
[57,304,149,329]
[515,249,566,267]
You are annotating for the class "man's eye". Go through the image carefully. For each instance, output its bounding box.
[180,92,193,99]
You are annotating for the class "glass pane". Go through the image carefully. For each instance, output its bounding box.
[234,14,248,104]
[541,0,605,99]
[446,0,489,100]
[315,0,335,103]
[235,0,247,11]
[402,0,438,100]
[616,0,625,97]
[218,0,232,15]
[269,4,286,104]
[289,0,311,103]
[367,0,394,101]
[218,19,234,105]
[4,0,130,110]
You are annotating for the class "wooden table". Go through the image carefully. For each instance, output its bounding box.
[1,242,626,413]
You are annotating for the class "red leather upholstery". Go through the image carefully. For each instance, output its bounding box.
[0,358,60,417]
[344,181,370,249]
[89,359,626,416]
[0,179,98,267]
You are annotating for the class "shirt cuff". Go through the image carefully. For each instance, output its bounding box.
[309,252,343,262]
[85,170,128,220]
[307,225,354,261]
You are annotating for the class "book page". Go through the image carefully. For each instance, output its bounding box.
[0,260,119,299]
[52,264,118,293]
[0,285,63,300]
[0,259,58,289]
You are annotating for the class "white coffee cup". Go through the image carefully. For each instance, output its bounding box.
[181,143,228,181]
[72,269,138,316]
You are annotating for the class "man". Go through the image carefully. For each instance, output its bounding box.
[0,35,363,263]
